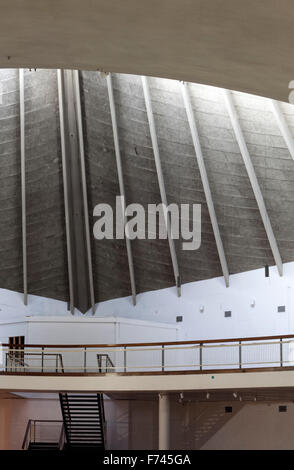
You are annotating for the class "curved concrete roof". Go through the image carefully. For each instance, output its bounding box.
[1,69,294,312]
[0,1,294,102]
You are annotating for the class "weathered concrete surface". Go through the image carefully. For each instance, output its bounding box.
[82,72,294,299]
[0,70,22,291]
[184,83,277,274]
[24,70,68,302]
[2,69,294,307]
[81,72,132,302]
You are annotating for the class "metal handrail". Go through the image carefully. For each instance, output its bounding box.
[22,420,64,450]
[6,351,64,373]
[97,354,115,372]
[99,393,107,449]
[6,352,29,369]
[58,354,65,373]
[58,424,65,450]
[22,419,32,450]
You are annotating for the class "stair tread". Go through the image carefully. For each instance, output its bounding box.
[28,442,60,451]
[60,393,105,450]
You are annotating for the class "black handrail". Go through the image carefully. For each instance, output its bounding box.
[99,393,106,448]
[97,354,115,373]
[58,424,65,450]
[22,420,64,450]
[22,419,31,450]
[58,354,65,373]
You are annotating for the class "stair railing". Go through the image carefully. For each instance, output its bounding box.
[6,351,29,372]
[22,420,64,450]
[58,354,65,373]
[100,393,107,449]
[97,354,115,373]
[22,419,32,450]
[58,424,65,450]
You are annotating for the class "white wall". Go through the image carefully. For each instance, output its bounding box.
[22,317,178,372]
[1,263,294,450]
[1,261,294,345]
[3,395,294,450]
[0,320,26,344]
[24,316,177,345]
[0,316,178,373]
[0,395,151,450]
[202,402,294,450]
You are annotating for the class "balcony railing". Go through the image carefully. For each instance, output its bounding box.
[2,333,294,375]
[5,350,64,373]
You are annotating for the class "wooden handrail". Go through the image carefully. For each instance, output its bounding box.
[2,333,294,349]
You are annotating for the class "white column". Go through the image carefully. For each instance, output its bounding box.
[158,393,170,450]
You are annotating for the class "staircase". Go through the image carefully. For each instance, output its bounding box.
[59,393,105,450]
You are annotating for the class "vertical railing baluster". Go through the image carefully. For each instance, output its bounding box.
[84,347,87,373]
[162,345,165,372]
[280,338,283,367]
[124,346,127,373]
[41,347,44,373]
[200,343,203,371]
[239,341,242,369]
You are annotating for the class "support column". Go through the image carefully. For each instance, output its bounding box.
[158,393,170,450]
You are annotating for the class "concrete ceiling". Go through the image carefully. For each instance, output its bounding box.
[1,1,294,102]
[1,68,294,312]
